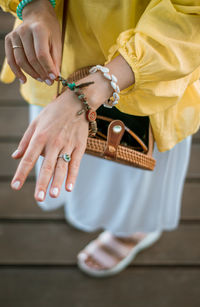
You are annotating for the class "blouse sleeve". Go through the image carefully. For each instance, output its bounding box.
[105,0,200,116]
[0,0,19,16]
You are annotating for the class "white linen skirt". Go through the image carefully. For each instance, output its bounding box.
[29,104,192,235]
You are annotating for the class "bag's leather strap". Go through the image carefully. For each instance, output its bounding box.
[56,0,68,97]
[97,115,148,153]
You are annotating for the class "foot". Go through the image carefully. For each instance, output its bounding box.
[77,231,162,277]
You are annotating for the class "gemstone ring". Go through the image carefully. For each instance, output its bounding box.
[57,153,71,162]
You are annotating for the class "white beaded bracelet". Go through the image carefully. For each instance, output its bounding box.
[89,65,120,108]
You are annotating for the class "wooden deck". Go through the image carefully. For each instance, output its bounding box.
[0,9,200,307]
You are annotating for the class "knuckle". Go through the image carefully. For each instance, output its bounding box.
[22,156,34,167]
[42,162,53,173]
[31,22,41,32]
[11,30,18,40]
[5,34,10,42]
[52,136,63,148]
[56,162,67,171]
[18,26,26,37]
[70,160,80,172]
[35,131,47,144]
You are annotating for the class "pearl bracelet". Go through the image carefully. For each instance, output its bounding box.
[89,65,120,108]
[16,0,56,20]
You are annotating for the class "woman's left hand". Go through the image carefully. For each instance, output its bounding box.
[10,89,89,202]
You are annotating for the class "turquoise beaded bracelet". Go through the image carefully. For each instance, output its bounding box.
[17,0,56,20]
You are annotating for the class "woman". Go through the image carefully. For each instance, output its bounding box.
[0,0,200,277]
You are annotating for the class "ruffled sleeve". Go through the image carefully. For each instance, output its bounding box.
[105,0,200,116]
[0,0,19,16]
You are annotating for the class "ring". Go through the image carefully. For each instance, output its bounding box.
[12,45,23,49]
[57,153,71,162]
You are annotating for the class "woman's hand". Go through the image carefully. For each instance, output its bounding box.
[5,0,61,85]
[10,89,89,202]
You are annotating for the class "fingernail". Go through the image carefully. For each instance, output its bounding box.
[37,78,43,82]
[45,79,52,86]
[38,190,45,201]
[52,187,59,196]
[19,79,25,84]
[49,73,56,80]
[11,180,20,190]
[67,183,73,191]
[11,149,20,158]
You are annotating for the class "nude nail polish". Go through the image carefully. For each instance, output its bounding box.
[11,180,20,190]
[45,79,52,86]
[38,191,45,201]
[49,73,56,80]
[67,183,73,191]
[11,149,20,158]
[52,187,59,196]
[37,78,43,82]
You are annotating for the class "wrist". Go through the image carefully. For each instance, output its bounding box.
[22,0,54,20]
[76,71,113,111]
[75,55,135,110]
[58,88,89,124]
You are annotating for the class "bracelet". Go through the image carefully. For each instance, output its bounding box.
[89,65,120,109]
[16,0,56,20]
[58,76,98,137]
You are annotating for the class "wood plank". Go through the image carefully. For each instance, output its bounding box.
[0,142,35,176]
[0,142,199,178]
[0,181,199,220]
[0,223,199,265]
[0,181,64,219]
[0,107,28,137]
[181,183,200,220]
[187,144,200,178]
[193,129,200,141]
[0,268,199,307]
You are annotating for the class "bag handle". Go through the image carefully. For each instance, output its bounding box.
[56,0,68,97]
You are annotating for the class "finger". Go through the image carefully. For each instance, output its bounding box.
[33,29,58,80]
[5,35,26,83]
[49,148,72,198]
[65,146,85,192]
[34,146,61,202]
[19,30,48,81]
[51,41,62,77]
[10,133,45,191]
[11,34,41,81]
[11,120,37,159]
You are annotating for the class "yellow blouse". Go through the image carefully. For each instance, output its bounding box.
[1,0,200,152]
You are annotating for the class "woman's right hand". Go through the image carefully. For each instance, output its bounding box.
[5,0,61,85]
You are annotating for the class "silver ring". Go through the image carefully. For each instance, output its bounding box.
[57,153,71,162]
[12,45,23,49]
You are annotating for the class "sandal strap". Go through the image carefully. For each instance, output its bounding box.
[98,231,137,258]
[84,240,119,269]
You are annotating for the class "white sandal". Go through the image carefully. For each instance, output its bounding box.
[77,231,162,278]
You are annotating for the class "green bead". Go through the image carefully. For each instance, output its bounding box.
[67,82,76,90]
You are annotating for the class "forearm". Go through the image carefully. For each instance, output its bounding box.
[76,55,135,111]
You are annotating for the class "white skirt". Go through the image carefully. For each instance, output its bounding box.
[29,104,192,235]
